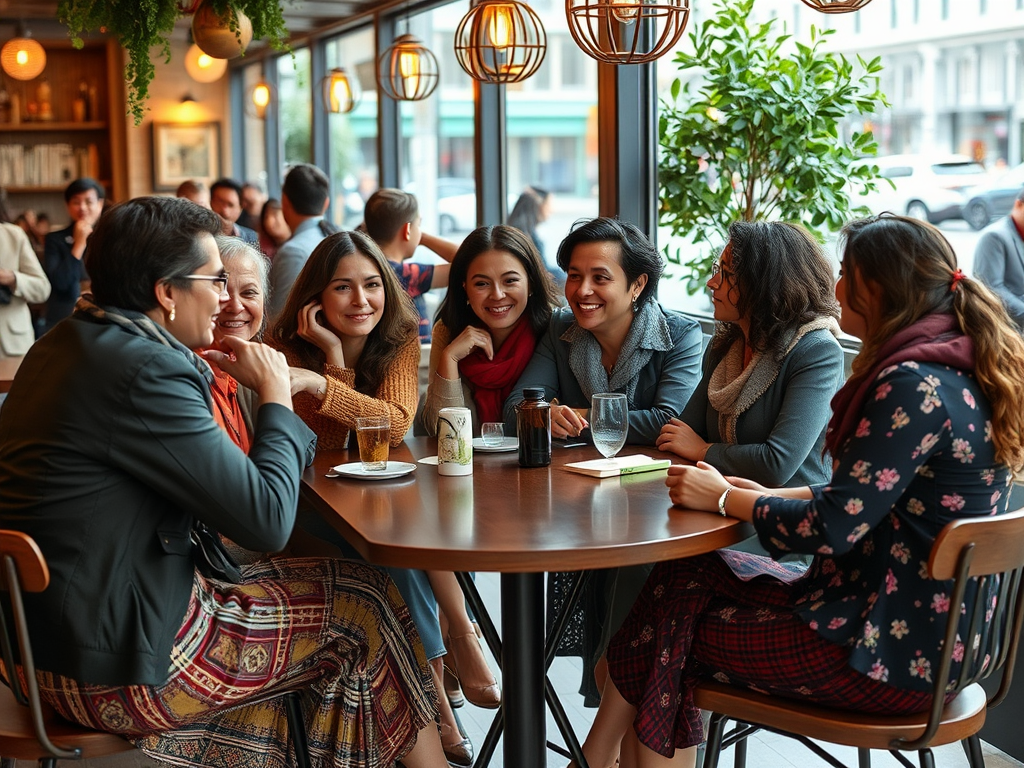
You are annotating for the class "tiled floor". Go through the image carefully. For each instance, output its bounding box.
[9,571,1024,768]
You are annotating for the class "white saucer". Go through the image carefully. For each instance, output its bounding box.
[330,461,417,480]
[472,437,519,453]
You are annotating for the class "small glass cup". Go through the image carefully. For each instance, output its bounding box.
[355,416,390,471]
[481,422,504,448]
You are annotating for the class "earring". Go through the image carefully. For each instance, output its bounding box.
[169,306,176,322]
[632,296,639,313]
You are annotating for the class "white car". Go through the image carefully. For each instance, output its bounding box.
[853,154,987,224]
[405,177,477,235]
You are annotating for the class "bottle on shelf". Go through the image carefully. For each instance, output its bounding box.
[37,79,53,121]
[73,80,89,123]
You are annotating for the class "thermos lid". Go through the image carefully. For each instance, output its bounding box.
[523,387,545,400]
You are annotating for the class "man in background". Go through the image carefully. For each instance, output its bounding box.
[43,178,103,334]
[974,187,1024,330]
[363,188,457,343]
[175,179,210,208]
[210,178,259,245]
[239,182,265,232]
[267,164,333,321]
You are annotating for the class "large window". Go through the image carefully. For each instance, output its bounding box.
[324,28,379,229]
[278,47,312,167]
[241,63,268,188]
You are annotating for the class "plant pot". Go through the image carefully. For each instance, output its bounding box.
[192,0,253,60]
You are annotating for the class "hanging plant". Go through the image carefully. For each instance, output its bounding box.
[57,0,291,125]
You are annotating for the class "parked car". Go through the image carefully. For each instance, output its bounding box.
[962,162,1024,230]
[404,177,477,234]
[854,154,987,224]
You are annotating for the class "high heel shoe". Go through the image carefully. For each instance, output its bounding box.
[439,722,474,767]
[445,632,501,709]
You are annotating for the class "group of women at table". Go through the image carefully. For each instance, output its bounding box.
[0,193,1023,768]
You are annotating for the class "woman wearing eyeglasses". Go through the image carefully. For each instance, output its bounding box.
[0,198,449,768]
[657,221,845,490]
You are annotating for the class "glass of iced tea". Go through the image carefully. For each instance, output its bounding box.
[355,416,390,471]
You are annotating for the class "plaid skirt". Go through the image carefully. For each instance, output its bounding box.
[36,557,438,768]
[607,552,935,758]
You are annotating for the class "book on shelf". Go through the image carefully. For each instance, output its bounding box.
[563,454,672,478]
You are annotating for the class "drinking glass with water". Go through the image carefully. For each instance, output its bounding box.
[590,393,628,459]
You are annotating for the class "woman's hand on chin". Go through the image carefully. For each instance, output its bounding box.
[204,337,292,408]
[665,461,729,511]
[438,326,494,379]
[656,418,709,461]
[297,301,343,358]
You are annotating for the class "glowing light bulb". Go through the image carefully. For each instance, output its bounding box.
[399,48,421,94]
[197,52,213,69]
[330,77,351,112]
[610,1,641,23]
[252,83,270,118]
[487,5,513,48]
[16,50,27,66]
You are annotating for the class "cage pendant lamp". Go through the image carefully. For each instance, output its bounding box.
[566,0,690,65]
[455,0,547,84]
[1,28,46,81]
[246,80,274,119]
[800,0,873,12]
[322,67,359,114]
[377,33,439,101]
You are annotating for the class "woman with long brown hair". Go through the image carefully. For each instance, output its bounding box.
[572,214,1024,768]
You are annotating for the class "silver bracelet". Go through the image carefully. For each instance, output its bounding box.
[717,486,732,517]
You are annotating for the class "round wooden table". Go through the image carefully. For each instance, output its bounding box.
[301,437,752,768]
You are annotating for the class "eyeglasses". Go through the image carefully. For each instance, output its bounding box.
[710,260,733,282]
[181,273,229,293]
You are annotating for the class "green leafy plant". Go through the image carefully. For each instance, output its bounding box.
[57,0,291,125]
[659,0,888,293]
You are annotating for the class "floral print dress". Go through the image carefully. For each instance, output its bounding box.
[757,361,1011,691]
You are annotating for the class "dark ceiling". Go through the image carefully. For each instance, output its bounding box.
[0,1,382,40]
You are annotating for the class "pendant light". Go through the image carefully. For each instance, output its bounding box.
[800,0,873,11]
[321,67,359,114]
[454,0,547,84]
[377,33,439,101]
[184,42,228,83]
[246,80,275,119]
[1,24,46,81]
[566,0,690,65]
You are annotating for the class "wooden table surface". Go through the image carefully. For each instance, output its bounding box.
[301,437,752,573]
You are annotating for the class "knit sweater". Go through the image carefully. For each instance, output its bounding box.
[280,336,420,448]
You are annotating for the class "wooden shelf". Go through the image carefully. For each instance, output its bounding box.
[1,122,108,132]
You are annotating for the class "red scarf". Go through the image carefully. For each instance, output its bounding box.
[824,313,974,458]
[458,319,537,424]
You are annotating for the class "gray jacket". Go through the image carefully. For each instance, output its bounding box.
[503,305,702,445]
[973,215,1024,327]
[683,329,846,487]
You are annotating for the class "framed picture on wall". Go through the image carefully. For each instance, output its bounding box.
[151,122,221,191]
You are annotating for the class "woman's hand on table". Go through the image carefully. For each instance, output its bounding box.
[297,301,345,366]
[551,403,588,439]
[656,418,710,461]
[666,461,731,512]
[437,326,494,379]
[289,366,329,401]
[203,337,292,408]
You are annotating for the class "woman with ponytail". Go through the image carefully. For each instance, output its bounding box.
[570,214,1024,768]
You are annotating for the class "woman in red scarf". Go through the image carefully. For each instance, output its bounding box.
[422,225,559,434]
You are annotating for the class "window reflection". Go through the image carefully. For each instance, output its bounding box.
[278,47,312,166]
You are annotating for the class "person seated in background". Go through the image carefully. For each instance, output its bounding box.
[507,185,558,282]
[0,196,449,768]
[258,197,291,261]
[421,224,559,436]
[271,230,495,766]
[210,177,259,246]
[363,188,458,343]
[503,216,704,709]
[43,177,104,334]
[175,179,211,208]
[267,163,335,322]
[658,221,845,487]
[572,214,1024,768]
[0,198,50,358]
[239,181,265,231]
[972,186,1024,329]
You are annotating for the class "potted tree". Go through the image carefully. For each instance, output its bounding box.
[57,0,291,124]
[659,0,888,293]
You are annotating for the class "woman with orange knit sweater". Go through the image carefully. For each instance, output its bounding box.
[271,230,497,766]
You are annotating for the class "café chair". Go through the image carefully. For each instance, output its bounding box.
[0,529,311,768]
[694,506,1024,768]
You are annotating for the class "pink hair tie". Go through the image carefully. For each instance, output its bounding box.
[950,268,966,293]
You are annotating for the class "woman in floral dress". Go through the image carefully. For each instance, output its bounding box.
[570,214,1024,768]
